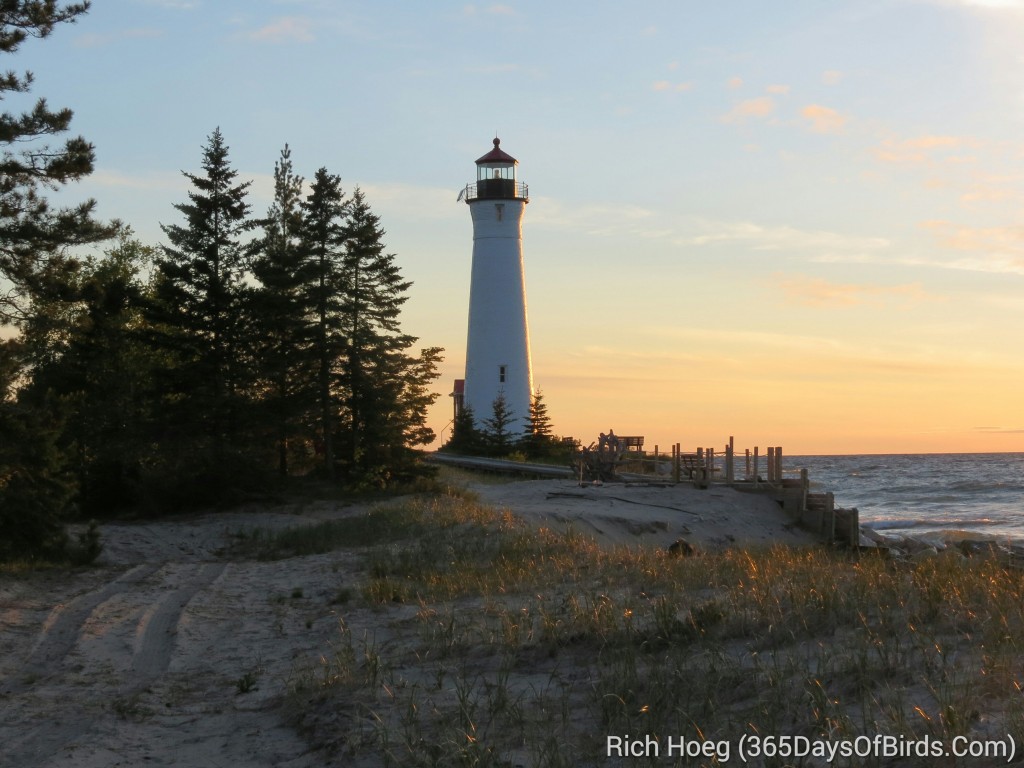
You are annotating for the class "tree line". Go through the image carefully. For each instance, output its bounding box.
[443,390,572,461]
[0,3,442,560]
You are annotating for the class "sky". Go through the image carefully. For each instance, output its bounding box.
[13,0,1024,455]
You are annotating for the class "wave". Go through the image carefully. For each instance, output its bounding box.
[866,517,1005,531]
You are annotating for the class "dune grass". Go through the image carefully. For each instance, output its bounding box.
[269,489,1024,767]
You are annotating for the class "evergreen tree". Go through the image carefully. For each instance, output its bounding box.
[23,233,159,513]
[0,380,73,561]
[153,129,252,472]
[482,392,515,456]
[0,1,116,324]
[250,145,312,477]
[337,186,417,476]
[445,403,484,455]
[300,167,348,478]
[0,1,117,559]
[521,389,555,457]
[356,344,442,479]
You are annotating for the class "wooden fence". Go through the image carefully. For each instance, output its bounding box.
[616,436,860,547]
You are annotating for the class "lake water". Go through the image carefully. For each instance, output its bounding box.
[787,453,1024,544]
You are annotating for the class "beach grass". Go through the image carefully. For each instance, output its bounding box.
[269,490,1024,767]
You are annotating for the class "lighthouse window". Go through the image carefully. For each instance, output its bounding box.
[495,204,504,221]
[499,365,507,383]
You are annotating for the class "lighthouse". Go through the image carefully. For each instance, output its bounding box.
[459,137,534,434]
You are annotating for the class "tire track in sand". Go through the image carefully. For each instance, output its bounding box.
[127,561,226,687]
[0,561,226,766]
[15,562,162,689]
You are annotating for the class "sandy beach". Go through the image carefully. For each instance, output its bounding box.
[0,479,849,766]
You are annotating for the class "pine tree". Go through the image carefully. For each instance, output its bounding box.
[445,403,484,455]
[0,1,116,324]
[521,389,555,457]
[337,186,416,476]
[482,392,515,456]
[0,1,117,559]
[153,129,252,472]
[0,381,74,561]
[23,233,159,513]
[250,145,312,477]
[358,344,442,479]
[300,167,348,478]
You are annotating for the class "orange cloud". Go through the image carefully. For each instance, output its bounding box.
[249,16,313,43]
[727,76,744,89]
[920,219,1024,254]
[777,275,934,308]
[821,70,843,85]
[873,135,977,164]
[766,84,790,95]
[801,104,846,134]
[721,97,774,123]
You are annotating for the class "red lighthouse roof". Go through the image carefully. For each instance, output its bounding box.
[475,137,517,165]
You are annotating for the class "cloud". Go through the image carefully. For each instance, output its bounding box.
[651,80,693,92]
[873,134,976,164]
[726,76,744,89]
[643,325,959,377]
[720,96,775,123]
[922,0,1024,9]
[685,220,890,254]
[821,70,843,85]
[87,169,190,192]
[811,248,1024,276]
[960,173,1024,204]
[776,275,935,308]
[920,219,1024,257]
[808,221,1024,275]
[801,104,847,134]
[249,16,314,42]
[766,84,790,95]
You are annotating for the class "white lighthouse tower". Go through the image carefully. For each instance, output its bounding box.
[459,137,534,433]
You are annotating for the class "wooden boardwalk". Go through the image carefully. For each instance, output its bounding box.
[428,442,860,548]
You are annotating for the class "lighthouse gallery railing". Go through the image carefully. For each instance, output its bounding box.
[460,181,529,202]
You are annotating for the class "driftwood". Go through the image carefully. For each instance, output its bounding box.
[571,443,623,483]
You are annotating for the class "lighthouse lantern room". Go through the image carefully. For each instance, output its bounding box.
[459,138,534,436]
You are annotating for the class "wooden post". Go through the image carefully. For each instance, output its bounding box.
[708,448,715,482]
[673,443,680,484]
[726,437,734,485]
[767,447,775,483]
[775,446,783,483]
[745,448,751,479]
[823,492,835,541]
[800,467,809,514]
[753,446,759,488]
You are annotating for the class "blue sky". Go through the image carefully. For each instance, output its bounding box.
[19,0,1024,453]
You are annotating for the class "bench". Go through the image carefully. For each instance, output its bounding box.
[619,436,644,453]
[679,453,709,489]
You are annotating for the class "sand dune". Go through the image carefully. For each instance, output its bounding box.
[0,480,815,765]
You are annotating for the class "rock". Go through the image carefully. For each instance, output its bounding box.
[911,547,939,562]
[957,539,1005,558]
[667,538,696,557]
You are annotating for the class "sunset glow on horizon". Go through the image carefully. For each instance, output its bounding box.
[24,0,1024,455]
